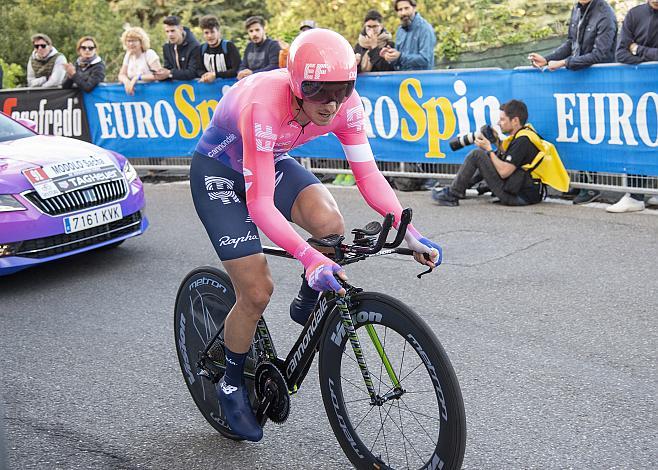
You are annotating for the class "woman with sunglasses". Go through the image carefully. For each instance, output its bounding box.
[190,29,443,442]
[27,33,67,88]
[62,36,105,92]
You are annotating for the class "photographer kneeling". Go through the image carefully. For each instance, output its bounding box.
[433,100,544,207]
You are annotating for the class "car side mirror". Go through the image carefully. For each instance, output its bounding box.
[17,118,38,133]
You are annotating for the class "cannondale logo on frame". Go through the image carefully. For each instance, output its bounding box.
[205,176,240,204]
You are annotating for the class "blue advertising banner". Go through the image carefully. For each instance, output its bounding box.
[83,63,658,175]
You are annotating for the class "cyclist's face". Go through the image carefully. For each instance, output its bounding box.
[303,99,339,126]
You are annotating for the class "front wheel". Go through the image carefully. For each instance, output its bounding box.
[174,266,264,440]
[318,292,466,469]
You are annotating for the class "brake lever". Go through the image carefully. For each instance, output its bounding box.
[417,252,434,279]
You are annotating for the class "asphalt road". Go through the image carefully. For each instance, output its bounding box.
[1,182,656,469]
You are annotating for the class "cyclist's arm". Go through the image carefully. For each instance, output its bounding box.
[341,142,426,247]
[239,104,328,270]
[333,94,435,258]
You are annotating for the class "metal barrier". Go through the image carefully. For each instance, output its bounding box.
[131,157,658,195]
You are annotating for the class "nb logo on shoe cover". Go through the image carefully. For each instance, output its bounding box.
[221,382,238,395]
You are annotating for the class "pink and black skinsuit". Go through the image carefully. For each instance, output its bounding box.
[190,68,440,291]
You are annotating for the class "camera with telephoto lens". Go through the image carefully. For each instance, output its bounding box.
[449,125,498,151]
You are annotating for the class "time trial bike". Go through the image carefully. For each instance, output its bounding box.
[174,208,466,469]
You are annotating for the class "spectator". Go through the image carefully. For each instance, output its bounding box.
[197,14,241,82]
[432,100,550,207]
[117,27,161,96]
[154,15,200,81]
[299,19,316,33]
[237,16,281,80]
[27,33,67,88]
[380,0,436,71]
[381,0,437,191]
[528,0,617,71]
[355,10,394,74]
[607,0,658,213]
[278,20,315,70]
[528,0,617,205]
[62,36,105,92]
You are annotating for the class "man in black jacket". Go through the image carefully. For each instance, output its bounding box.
[197,14,241,82]
[607,0,658,213]
[154,15,200,81]
[237,16,280,81]
[528,0,617,71]
[354,10,395,73]
[528,0,617,205]
[616,0,658,64]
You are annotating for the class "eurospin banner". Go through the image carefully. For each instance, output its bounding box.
[83,63,658,175]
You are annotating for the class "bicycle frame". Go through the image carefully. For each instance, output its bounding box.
[256,208,421,401]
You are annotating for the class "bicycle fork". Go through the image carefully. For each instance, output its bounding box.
[335,296,404,406]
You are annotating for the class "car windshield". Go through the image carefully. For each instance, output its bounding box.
[0,113,36,143]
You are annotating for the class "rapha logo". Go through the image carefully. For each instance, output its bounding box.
[255,123,276,152]
[218,230,259,248]
[205,176,240,204]
[304,63,329,80]
[346,105,364,132]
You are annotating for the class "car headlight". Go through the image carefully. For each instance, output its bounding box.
[0,195,27,212]
[122,161,138,184]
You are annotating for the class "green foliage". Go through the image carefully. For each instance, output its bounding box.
[0,0,638,86]
[0,0,125,84]
[0,58,25,89]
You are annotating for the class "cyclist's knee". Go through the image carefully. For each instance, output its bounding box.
[311,208,344,238]
[237,283,273,316]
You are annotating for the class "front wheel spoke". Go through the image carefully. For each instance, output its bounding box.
[398,401,411,469]
[381,400,425,465]
[379,405,391,464]
[397,361,425,387]
[340,374,372,397]
[398,396,437,446]
[344,396,376,405]
[353,404,377,431]
[369,402,394,455]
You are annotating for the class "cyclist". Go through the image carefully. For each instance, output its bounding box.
[190,28,442,442]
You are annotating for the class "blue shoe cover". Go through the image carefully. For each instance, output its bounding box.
[217,378,263,442]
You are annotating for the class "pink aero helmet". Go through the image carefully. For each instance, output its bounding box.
[287,28,357,101]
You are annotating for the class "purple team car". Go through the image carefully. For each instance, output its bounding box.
[0,111,148,276]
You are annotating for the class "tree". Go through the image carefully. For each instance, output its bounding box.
[0,0,125,84]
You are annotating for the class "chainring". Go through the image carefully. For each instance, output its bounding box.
[255,362,290,423]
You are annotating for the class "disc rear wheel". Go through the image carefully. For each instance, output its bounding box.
[174,266,265,440]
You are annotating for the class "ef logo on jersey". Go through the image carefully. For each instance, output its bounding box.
[304,63,329,80]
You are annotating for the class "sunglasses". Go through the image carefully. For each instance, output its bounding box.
[80,46,96,51]
[33,43,49,49]
[301,80,355,104]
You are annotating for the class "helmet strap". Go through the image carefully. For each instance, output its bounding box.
[291,96,310,132]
